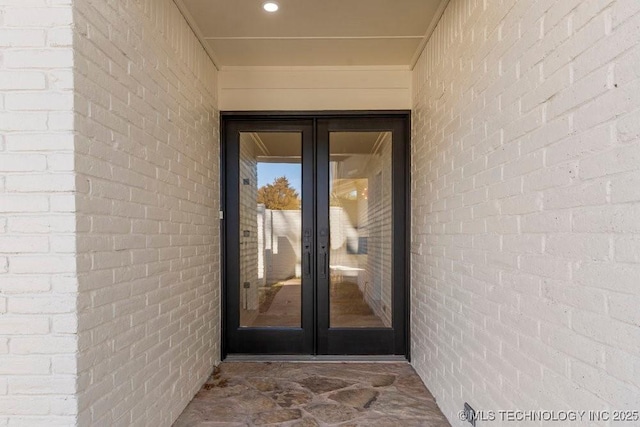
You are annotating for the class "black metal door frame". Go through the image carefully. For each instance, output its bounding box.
[221,111,410,358]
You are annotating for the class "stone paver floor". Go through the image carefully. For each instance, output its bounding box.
[173,362,451,427]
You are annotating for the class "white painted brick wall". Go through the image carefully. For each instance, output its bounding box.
[72,0,219,426]
[0,0,78,425]
[411,0,640,425]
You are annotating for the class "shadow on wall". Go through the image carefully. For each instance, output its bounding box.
[265,236,297,282]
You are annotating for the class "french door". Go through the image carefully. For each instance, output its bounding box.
[222,112,409,356]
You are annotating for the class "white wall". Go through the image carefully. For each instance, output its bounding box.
[238,133,259,313]
[0,1,78,425]
[364,135,393,327]
[73,0,219,425]
[411,0,640,425]
[219,67,411,111]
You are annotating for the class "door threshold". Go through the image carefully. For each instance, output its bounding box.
[224,355,408,362]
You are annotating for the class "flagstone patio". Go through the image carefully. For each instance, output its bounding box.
[173,362,450,426]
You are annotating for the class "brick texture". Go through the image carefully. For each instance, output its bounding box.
[0,0,78,425]
[72,0,219,426]
[411,0,640,425]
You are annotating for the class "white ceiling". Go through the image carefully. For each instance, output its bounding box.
[177,0,449,68]
[250,131,384,158]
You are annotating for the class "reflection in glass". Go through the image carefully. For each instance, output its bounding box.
[329,132,393,328]
[239,132,302,327]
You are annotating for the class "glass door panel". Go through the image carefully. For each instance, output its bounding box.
[316,116,407,356]
[239,132,302,328]
[329,132,393,328]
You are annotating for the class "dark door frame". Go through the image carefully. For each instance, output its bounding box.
[220,111,411,359]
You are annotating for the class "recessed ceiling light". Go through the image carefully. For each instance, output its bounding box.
[263,2,279,12]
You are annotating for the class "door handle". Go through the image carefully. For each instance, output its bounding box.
[318,227,329,280]
[319,247,327,279]
[303,228,312,278]
[304,248,311,277]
